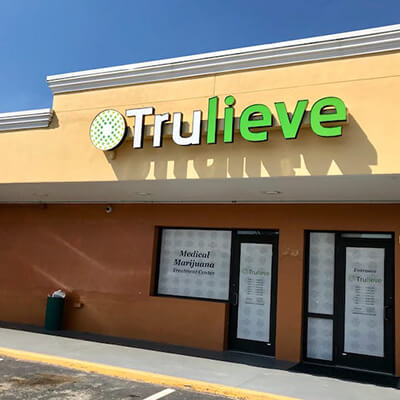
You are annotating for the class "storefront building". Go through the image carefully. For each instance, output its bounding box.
[0,25,400,376]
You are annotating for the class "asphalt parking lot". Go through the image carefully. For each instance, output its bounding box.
[0,357,235,400]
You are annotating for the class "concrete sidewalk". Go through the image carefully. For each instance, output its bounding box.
[0,327,398,400]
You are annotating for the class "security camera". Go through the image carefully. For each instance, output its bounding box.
[105,205,113,214]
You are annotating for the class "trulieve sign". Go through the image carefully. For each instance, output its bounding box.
[89,95,347,151]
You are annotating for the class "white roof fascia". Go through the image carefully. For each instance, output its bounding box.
[0,108,53,132]
[46,24,400,94]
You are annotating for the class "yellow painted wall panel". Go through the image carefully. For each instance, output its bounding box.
[0,52,399,183]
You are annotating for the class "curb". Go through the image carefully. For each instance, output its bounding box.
[0,347,298,400]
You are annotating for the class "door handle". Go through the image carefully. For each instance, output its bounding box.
[384,305,393,321]
[232,292,238,306]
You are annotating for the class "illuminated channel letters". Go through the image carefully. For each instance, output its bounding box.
[90,96,347,151]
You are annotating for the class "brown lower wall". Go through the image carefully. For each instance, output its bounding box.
[0,203,399,374]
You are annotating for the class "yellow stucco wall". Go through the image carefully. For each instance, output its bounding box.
[1,51,400,184]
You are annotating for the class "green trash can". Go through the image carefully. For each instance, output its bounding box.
[44,296,65,330]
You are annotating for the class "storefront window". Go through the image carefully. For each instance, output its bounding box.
[308,232,335,315]
[305,231,335,361]
[156,228,232,301]
[307,317,333,361]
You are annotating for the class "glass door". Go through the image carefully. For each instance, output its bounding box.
[335,236,395,372]
[228,231,278,355]
[304,232,395,373]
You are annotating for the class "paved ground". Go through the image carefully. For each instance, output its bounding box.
[0,327,399,400]
[0,357,235,400]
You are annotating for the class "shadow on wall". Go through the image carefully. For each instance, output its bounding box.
[105,115,377,180]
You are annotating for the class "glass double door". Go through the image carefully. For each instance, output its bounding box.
[228,231,278,356]
[305,232,395,373]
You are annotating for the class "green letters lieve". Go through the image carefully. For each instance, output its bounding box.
[207,95,346,143]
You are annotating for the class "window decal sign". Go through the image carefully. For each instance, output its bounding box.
[157,229,232,301]
[237,243,273,342]
[90,96,347,151]
[344,247,385,357]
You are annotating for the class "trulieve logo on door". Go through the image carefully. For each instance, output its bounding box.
[89,95,347,151]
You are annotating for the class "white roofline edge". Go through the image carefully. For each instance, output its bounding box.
[0,108,53,132]
[47,24,400,94]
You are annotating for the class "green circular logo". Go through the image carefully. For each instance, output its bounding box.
[90,109,126,151]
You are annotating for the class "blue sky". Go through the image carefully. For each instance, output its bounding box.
[0,0,399,113]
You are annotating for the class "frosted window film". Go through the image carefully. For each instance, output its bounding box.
[344,247,385,357]
[307,317,333,360]
[237,243,272,342]
[308,232,335,315]
[158,229,232,300]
